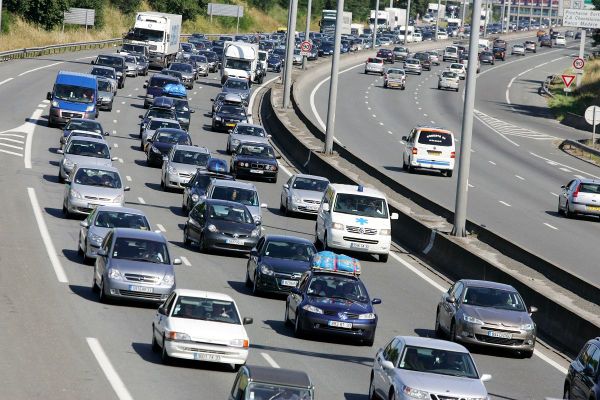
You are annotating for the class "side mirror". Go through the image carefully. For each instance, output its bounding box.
[124,186,131,192]
[190,109,195,113]
[381,360,395,370]
[291,287,302,295]
[138,115,143,119]
[283,183,289,189]
[104,131,110,136]
[446,295,456,304]
[529,306,538,314]
[401,136,408,141]
[57,149,64,154]
[480,374,492,382]
[210,98,214,101]
[146,138,153,143]
[250,249,258,257]
[97,248,107,257]
[560,185,565,189]
[47,92,53,101]
[255,220,262,226]
[158,306,167,315]
[243,317,253,325]
[260,203,268,208]
[322,203,330,212]
[173,258,182,265]
[91,60,95,64]
[371,298,382,305]
[390,212,399,220]
[143,83,147,88]
[162,156,168,161]
[267,134,272,138]
[111,156,119,161]
[275,154,281,159]
[80,220,89,228]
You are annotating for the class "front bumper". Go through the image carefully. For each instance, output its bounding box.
[67,197,122,216]
[326,228,391,255]
[203,231,259,253]
[455,320,536,351]
[49,107,96,125]
[165,171,193,189]
[298,310,377,340]
[288,199,321,214]
[104,277,173,303]
[234,166,277,179]
[164,339,248,365]
[255,272,301,294]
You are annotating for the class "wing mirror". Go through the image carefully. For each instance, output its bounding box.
[250,249,258,257]
[401,136,408,142]
[46,92,53,101]
[243,317,253,325]
[162,156,169,161]
[290,287,302,295]
[371,298,382,305]
[158,306,167,315]
[283,183,289,189]
[173,258,182,265]
[260,203,268,208]
[391,212,399,220]
[381,360,395,370]
[80,220,89,228]
[138,115,144,119]
[143,83,147,88]
[446,295,456,304]
[528,306,538,314]
[111,156,119,161]
[97,248,107,257]
[57,149,64,154]
[104,131,110,136]
[480,374,492,382]
[322,203,330,212]
[124,186,131,192]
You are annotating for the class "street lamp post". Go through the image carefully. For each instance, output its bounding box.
[283,0,299,108]
[324,0,345,155]
[302,0,312,70]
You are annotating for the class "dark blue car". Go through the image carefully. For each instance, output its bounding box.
[145,128,191,167]
[246,235,317,295]
[267,55,283,72]
[564,337,600,399]
[182,169,233,214]
[285,266,381,346]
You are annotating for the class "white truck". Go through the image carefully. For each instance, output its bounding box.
[370,8,405,31]
[320,10,352,36]
[221,41,261,85]
[426,3,445,21]
[124,12,181,69]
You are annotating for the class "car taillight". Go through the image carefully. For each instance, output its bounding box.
[573,184,581,198]
[451,151,456,158]
[412,147,418,155]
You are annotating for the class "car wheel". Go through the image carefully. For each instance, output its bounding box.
[245,268,252,288]
[58,170,65,183]
[271,175,278,184]
[368,374,377,400]
[78,238,84,256]
[565,201,573,218]
[183,227,191,246]
[199,233,208,253]
[364,70,368,74]
[182,201,188,214]
[323,232,329,251]
[557,200,564,215]
[438,84,442,90]
[151,326,160,352]
[563,385,571,400]
[380,72,384,76]
[91,270,100,293]
[252,272,261,296]
[379,253,388,263]
[62,203,71,219]
[161,337,171,365]
[294,313,304,338]
[389,389,396,400]
[107,103,113,112]
[401,85,405,91]
[160,178,166,191]
[455,88,459,92]
[434,307,445,337]
[445,169,453,177]
[82,241,93,265]
[521,349,534,359]
[284,302,292,326]
[363,333,375,347]
[98,278,109,304]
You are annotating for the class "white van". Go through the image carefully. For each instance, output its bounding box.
[315,184,399,262]
[442,45,459,62]
[401,126,456,177]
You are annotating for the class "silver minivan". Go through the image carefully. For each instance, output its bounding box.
[206,179,267,224]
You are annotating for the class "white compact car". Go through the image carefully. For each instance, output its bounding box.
[511,44,526,56]
[438,70,460,91]
[365,57,385,75]
[448,63,466,79]
[402,126,456,177]
[152,289,253,369]
[555,35,566,46]
[442,46,459,62]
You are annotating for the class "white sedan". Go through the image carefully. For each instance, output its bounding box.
[152,289,253,369]
[511,44,526,56]
[448,63,466,80]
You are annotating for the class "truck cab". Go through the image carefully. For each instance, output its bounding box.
[47,71,99,128]
[221,41,260,85]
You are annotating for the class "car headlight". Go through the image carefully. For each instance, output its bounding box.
[520,323,534,331]
[69,189,82,199]
[215,116,222,121]
[266,165,278,171]
[253,215,261,223]
[63,158,75,169]
[332,222,344,230]
[231,139,240,146]
[463,315,484,325]
[251,227,260,237]
[165,330,190,341]
[162,274,175,285]
[89,233,104,245]
[380,228,391,235]
[302,304,323,314]
[167,165,177,174]
[151,146,161,154]
[260,264,274,276]
[358,313,376,320]
[229,339,249,348]
[51,100,59,107]
[112,194,124,204]
[191,193,199,202]
[207,224,218,232]
[292,194,301,203]
[116,71,123,77]
[241,93,248,99]
[402,385,428,399]
[108,267,122,280]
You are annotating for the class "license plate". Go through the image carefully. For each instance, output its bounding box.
[280,279,298,287]
[194,353,222,362]
[128,285,153,293]
[487,330,513,339]
[226,123,235,127]
[225,238,244,245]
[88,203,101,209]
[427,151,442,156]
[350,242,369,249]
[249,169,264,174]
[328,320,352,329]
[587,205,600,211]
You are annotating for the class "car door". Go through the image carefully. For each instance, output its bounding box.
[187,201,206,241]
[316,188,332,241]
[440,281,464,331]
[559,180,574,209]
[405,129,416,164]
[289,273,309,319]
[247,237,266,282]
[573,344,600,399]
[79,209,96,250]
[95,230,114,284]
[154,292,177,342]
[162,147,174,182]
[373,338,400,396]
[281,176,294,207]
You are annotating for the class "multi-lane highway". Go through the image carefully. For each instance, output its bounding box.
[302,37,600,286]
[0,44,571,399]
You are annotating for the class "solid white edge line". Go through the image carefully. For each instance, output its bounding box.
[533,349,568,374]
[0,77,14,86]
[261,352,280,369]
[156,224,166,232]
[278,163,293,177]
[499,201,512,207]
[86,337,134,400]
[27,188,68,283]
[18,61,63,77]
[25,109,43,169]
[180,256,191,266]
[389,252,446,293]
[248,76,280,124]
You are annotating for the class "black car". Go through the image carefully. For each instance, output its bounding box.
[212,104,249,132]
[138,107,177,136]
[492,46,506,61]
[231,142,278,183]
[182,170,234,213]
[267,54,283,72]
[479,51,495,65]
[564,337,600,399]
[413,52,431,71]
[540,35,553,48]
[167,96,194,131]
[145,128,192,167]
[319,42,334,56]
[376,49,394,64]
[92,54,126,88]
[229,366,315,400]
[183,198,260,253]
[246,235,317,295]
[143,74,180,109]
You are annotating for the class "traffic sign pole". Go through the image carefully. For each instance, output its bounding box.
[302,0,312,70]
[577,29,586,87]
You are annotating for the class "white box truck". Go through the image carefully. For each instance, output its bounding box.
[124,12,181,69]
[221,41,260,85]
[320,10,352,36]
[385,8,406,31]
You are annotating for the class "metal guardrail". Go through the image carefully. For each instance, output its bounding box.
[560,138,600,158]
[0,38,123,62]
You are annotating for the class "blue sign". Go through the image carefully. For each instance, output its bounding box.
[356,217,368,225]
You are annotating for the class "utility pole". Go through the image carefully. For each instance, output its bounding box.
[302,0,312,70]
[507,0,511,32]
[404,0,411,44]
[373,0,379,51]
[452,0,482,238]
[283,0,298,108]
[500,0,505,33]
[576,29,586,87]
[434,0,442,40]
[324,0,344,155]
[461,0,467,31]
[483,0,490,37]
[516,0,520,29]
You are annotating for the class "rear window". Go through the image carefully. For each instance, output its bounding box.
[579,183,600,194]
[417,131,453,146]
[368,58,382,64]
[445,47,457,53]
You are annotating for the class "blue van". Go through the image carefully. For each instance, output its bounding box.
[47,71,99,127]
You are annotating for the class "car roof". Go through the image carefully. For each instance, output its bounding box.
[68,136,108,144]
[399,336,470,352]
[67,118,99,124]
[173,144,208,153]
[212,179,256,190]
[173,288,235,302]
[234,122,264,129]
[74,163,120,173]
[244,365,313,388]
[460,279,517,292]
[149,117,179,123]
[95,205,147,215]
[225,77,248,83]
[292,173,329,181]
[151,73,179,80]
[415,126,453,134]
[156,128,187,134]
[576,178,600,184]
[113,227,166,241]
[92,65,116,71]
[263,235,314,245]
[329,183,386,197]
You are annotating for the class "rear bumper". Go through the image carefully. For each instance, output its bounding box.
[411,157,455,171]
[572,202,600,216]
[164,339,248,364]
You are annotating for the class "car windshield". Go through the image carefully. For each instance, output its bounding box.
[91,68,115,78]
[150,77,178,88]
[445,47,457,53]
[238,144,274,158]
[68,131,102,141]
[418,131,453,146]
[66,120,102,133]
[129,27,164,41]
[245,383,312,400]
[450,63,463,69]
[264,240,315,261]
[387,69,404,75]
[97,80,112,92]
[172,149,210,166]
[463,286,527,311]
[181,44,193,52]
[406,59,419,65]
[154,130,190,144]
[333,193,389,218]
[208,203,254,224]
[172,296,240,324]
[442,71,458,79]
[147,109,175,120]
[307,275,368,302]
[398,346,479,379]
[224,80,249,90]
[125,56,136,63]
[171,99,190,112]
[211,186,259,206]
[74,168,122,188]
[170,63,193,73]
[111,237,169,264]
[94,211,149,229]
[96,56,123,68]
[149,120,179,130]
[66,140,110,159]
[292,177,328,191]
[220,105,246,117]
[54,84,95,103]
[234,125,266,137]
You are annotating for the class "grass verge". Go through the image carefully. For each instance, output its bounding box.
[548,58,600,121]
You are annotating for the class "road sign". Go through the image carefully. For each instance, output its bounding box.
[563,9,600,29]
[300,40,312,56]
[573,57,585,69]
[584,105,600,125]
[562,74,576,88]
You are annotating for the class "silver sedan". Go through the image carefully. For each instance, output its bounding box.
[279,174,329,216]
[161,144,211,190]
[558,178,600,218]
[227,123,270,154]
[403,58,422,75]
[58,137,116,183]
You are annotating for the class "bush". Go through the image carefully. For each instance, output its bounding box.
[111,0,142,14]
[22,0,70,30]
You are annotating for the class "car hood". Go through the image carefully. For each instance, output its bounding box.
[307,295,373,314]
[152,142,176,154]
[64,154,112,167]
[73,183,124,199]
[230,134,269,144]
[260,256,310,274]
[88,225,111,239]
[222,88,249,98]
[212,219,256,235]
[54,100,93,112]
[98,90,113,99]
[109,258,174,278]
[170,162,204,174]
[395,370,487,397]
[290,189,323,202]
[167,318,247,344]
[235,155,277,166]
[462,305,532,327]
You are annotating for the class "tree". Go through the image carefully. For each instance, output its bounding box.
[147,0,201,21]
[111,0,142,14]
[23,0,70,30]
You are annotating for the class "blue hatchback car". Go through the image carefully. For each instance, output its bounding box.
[284,259,381,346]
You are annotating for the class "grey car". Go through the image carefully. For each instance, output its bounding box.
[393,46,409,61]
[190,55,209,77]
[206,179,267,224]
[141,117,181,150]
[226,123,270,154]
[124,55,139,77]
[369,336,491,400]
[558,178,600,218]
[62,164,129,217]
[222,77,250,103]
[57,137,116,183]
[160,144,211,191]
[92,228,180,304]
[280,174,329,216]
[96,77,115,111]
[168,62,195,89]
[78,206,150,263]
[136,55,149,76]
[90,66,118,94]
[435,279,537,357]
[403,58,422,75]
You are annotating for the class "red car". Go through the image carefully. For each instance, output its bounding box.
[376,49,395,64]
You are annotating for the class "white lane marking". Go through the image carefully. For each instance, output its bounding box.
[372,114,377,118]
[574,174,586,179]
[515,175,525,180]
[86,338,133,400]
[559,167,572,172]
[113,143,119,149]
[156,224,166,232]
[27,188,68,283]
[390,252,447,293]
[0,78,14,86]
[499,201,512,207]
[138,197,146,204]
[551,192,559,197]
[388,131,393,135]
[365,101,368,104]
[37,103,47,108]
[530,153,600,180]
[368,107,372,110]
[379,122,384,126]
[474,110,520,147]
[112,130,117,135]
[415,102,419,105]
[127,94,132,97]
[544,223,558,230]
[278,163,293,177]
[423,113,428,117]
[121,101,126,105]
[118,158,124,164]
[134,87,139,91]
[42,99,50,104]
[468,183,475,188]
[116,110,121,113]
[112,120,117,124]
[261,353,280,369]
[247,76,281,124]
[0,148,23,156]
[488,161,496,165]
[533,348,568,374]
[18,62,63,76]
[180,256,192,266]
[125,176,132,182]
[0,133,25,138]
[430,120,435,124]
[0,142,23,150]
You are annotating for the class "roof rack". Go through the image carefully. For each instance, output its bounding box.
[310,251,361,276]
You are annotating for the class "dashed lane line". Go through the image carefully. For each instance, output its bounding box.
[544,223,559,230]
[180,256,192,266]
[86,338,133,400]
[261,353,280,369]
